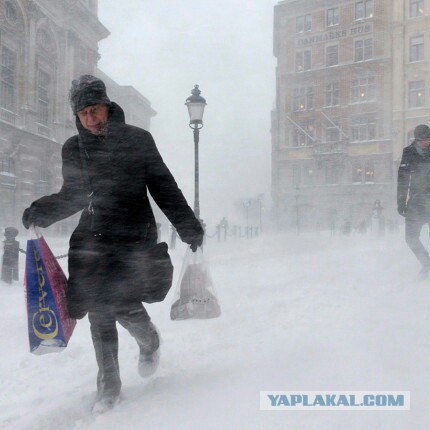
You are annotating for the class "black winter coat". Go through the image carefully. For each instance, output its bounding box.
[397,141,430,217]
[27,102,203,317]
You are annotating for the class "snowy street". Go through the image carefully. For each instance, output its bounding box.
[1,228,429,429]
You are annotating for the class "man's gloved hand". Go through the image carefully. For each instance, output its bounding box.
[22,207,38,229]
[397,203,407,217]
[67,299,88,320]
[189,232,204,252]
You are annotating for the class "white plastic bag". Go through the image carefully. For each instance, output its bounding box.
[170,247,221,320]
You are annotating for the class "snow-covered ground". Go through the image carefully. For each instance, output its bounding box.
[1,227,429,429]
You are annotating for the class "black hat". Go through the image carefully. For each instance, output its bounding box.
[414,124,430,141]
[69,75,111,114]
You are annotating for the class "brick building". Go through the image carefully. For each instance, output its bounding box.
[272,0,430,231]
[0,0,156,232]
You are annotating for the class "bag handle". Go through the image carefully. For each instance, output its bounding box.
[30,225,41,240]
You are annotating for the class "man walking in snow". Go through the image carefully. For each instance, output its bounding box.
[22,75,204,412]
[397,124,430,280]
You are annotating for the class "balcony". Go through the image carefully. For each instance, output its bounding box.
[313,141,347,155]
[0,172,16,188]
[36,123,50,137]
[0,108,16,125]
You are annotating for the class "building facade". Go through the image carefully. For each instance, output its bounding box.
[0,0,156,232]
[272,0,430,231]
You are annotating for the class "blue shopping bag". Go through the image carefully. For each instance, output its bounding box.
[24,237,75,354]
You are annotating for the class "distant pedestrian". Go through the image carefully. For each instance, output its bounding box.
[397,124,430,280]
[1,227,19,283]
[219,217,228,241]
[341,219,351,236]
[357,219,367,235]
[372,200,385,236]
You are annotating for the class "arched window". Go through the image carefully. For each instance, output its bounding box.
[0,47,17,112]
[0,156,16,188]
[35,26,57,136]
[37,70,50,126]
[0,0,24,124]
[5,1,17,22]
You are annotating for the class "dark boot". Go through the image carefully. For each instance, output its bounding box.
[89,309,122,399]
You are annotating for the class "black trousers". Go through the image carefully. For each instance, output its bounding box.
[88,301,159,398]
[405,214,430,268]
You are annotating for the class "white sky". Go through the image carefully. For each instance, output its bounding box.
[97,0,277,227]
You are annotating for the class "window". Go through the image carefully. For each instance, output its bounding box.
[351,114,376,141]
[296,14,312,33]
[364,162,375,183]
[408,81,425,107]
[292,121,315,147]
[0,156,16,188]
[327,8,339,27]
[5,1,17,22]
[303,164,315,185]
[410,35,424,62]
[38,29,51,47]
[37,70,50,125]
[354,38,373,62]
[326,45,339,66]
[36,165,50,195]
[292,165,301,186]
[326,163,340,184]
[0,47,16,112]
[352,162,363,183]
[293,87,314,111]
[79,45,87,63]
[324,119,340,143]
[351,75,375,103]
[325,81,340,107]
[355,1,374,20]
[296,49,311,72]
[410,0,424,18]
[39,165,49,182]
[0,156,15,174]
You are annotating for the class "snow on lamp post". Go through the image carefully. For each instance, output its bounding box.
[185,85,206,220]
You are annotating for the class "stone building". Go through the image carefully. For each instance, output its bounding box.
[0,0,156,232]
[272,0,430,231]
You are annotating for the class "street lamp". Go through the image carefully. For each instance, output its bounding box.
[185,85,207,219]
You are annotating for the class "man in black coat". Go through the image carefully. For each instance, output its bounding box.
[397,124,430,280]
[22,75,204,412]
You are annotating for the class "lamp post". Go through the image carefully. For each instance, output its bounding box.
[295,184,300,235]
[243,199,251,238]
[257,193,264,234]
[185,85,207,220]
